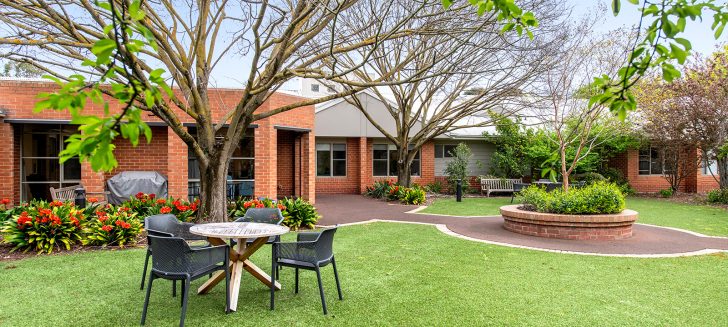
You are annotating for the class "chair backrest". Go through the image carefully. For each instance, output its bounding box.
[513,183,530,192]
[49,185,82,201]
[147,235,192,274]
[314,227,337,262]
[235,208,284,225]
[145,214,181,235]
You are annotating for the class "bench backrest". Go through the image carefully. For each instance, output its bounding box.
[49,185,82,201]
[480,178,522,190]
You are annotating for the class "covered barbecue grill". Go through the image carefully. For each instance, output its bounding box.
[106,171,168,205]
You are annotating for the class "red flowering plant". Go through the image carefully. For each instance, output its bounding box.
[145,197,198,222]
[0,200,86,253]
[122,193,197,222]
[228,197,289,219]
[0,198,23,222]
[82,207,143,247]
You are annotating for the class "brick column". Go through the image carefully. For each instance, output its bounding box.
[81,161,105,194]
[358,137,370,193]
[254,122,277,199]
[0,121,16,203]
[167,128,188,199]
[300,131,316,203]
[420,141,435,185]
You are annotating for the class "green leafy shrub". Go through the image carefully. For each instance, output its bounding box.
[707,189,728,204]
[82,207,143,247]
[425,181,444,194]
[387,185,404,201]
[0,200,86,253]
[520,181,626,214]
[364,180,395,198]
[0,199,24,223]
[278,197,320,230]
[577,172,606,185]
[228,197,286,218]
[444,143,472,194]
[659,188,674,198]
[401,187,426,205]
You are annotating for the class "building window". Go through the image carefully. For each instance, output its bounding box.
[316,143,346,177]
[702,158,718,175]
[188,128,254,200]
[20,125,82,201]
[639,147,671,175]
[310,83,320,92]
[372,144,420,177]
[434,144,457,158]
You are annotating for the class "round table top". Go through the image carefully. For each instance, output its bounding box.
[189,222,289,239]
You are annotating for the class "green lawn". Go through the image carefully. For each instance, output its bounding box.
[1,223,727,326]
[422,197,728,237]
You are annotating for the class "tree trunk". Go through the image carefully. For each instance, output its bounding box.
[560,147,570,193]
[719,156,728,190]
[197,155,231,222]
[397,159,412,187]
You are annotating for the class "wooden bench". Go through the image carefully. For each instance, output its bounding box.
[479,178,522,197]
[50,185,109,206]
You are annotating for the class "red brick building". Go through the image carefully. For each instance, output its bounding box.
[0,79,316,204]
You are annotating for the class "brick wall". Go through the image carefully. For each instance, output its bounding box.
[276,130,296,197]
[614,148,719,193]
[0,79,316,203]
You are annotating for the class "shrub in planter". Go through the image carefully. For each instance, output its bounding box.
[0,200,86,253]
[400,187,426,205]
[520,181,625,214]
[659,188,674,198]
[82,208,143,247]
[278,197,320,230]
[706,189,728,204]
[424,181,444,194]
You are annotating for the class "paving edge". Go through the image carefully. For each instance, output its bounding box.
[320,219,728,258]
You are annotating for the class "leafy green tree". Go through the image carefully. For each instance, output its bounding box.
[444,143,473,193]
[487,116,533,178]
[0,60,42,78]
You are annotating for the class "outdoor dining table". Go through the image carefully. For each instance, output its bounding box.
[189,222,289,312]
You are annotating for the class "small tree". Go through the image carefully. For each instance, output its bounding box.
[444,143,472,193]
[488,116,533,178]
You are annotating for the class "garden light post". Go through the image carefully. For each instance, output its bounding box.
[456,179,462,202]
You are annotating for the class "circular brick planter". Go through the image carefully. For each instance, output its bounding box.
[499,205,638,241]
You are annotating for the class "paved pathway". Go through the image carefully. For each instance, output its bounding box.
[316,195,728,257]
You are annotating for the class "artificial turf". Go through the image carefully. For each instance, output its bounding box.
[1,222,727,326]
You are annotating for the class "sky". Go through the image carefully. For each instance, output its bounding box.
[204,0,727,88]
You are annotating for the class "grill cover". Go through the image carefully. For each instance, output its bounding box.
[106,171,168,205]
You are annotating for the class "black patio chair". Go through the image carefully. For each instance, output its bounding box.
[141,214,209,294]
[140,235,230,327]
[545,182,563,192]
[273,227,342,315]
[233,208,286,244]
[511,183,531,203]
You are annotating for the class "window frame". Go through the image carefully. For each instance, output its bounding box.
[434,144,457,159]
[20,124,82,201]
[638,147,671,176]
[702,158,718,176]
[310,83,320,92]
[372,144,420,177]
[316,143,347,177]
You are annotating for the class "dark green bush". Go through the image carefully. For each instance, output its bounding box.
[577,172,606,185]
[364,180,395,198]
[659,188,674,198]
[706,189,728,204]
[520,181,626,214]
[277,197,320,230]
[424,181,444,194]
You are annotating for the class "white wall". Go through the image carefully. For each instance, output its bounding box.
[315,93,423,138]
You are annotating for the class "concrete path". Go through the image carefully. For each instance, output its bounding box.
[316,194,728,257]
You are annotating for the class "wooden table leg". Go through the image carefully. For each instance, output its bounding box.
[227,239,246,311]
[243,259,282,290]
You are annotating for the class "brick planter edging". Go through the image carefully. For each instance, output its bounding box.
[499,205,639,241]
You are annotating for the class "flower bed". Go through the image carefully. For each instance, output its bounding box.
[0,193,197,254]
[228,197,320,230]
[364,180,426,205]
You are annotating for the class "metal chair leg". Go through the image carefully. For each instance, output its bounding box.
[140,249,150,290]
[294,268,299,294]
[315,266,328,315]
[270,244,277,310]
[140,273,155,325]
[180,280,185,307]
[179,278,190,327]
[172,280,177,297]
[332,256,343,300]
